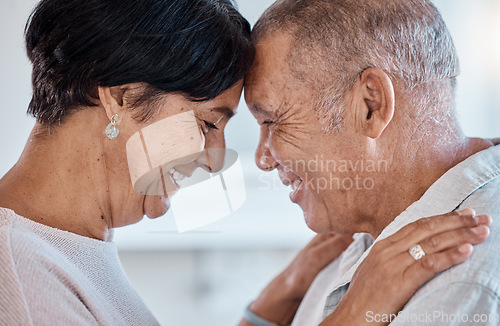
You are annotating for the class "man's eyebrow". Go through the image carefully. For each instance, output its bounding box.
[212,106,235,119]
[249,104,272,117]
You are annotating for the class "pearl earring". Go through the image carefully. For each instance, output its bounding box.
[106,114,120,139]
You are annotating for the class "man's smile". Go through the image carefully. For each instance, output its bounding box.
[277,166,304,202]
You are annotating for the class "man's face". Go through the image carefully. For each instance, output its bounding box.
[245,32,380,234]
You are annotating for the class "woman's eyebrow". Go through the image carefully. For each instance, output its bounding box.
[212,106,236,119]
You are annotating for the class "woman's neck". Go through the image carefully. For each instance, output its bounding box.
[0,117,115,241]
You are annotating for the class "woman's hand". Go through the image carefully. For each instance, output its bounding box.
[489,138,500,146]
[321,209,491,326]
[240,232,354,326]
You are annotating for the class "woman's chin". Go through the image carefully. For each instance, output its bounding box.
[144,195,171,219]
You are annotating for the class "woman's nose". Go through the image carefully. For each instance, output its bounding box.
[196,148,226,173]
[196,134,226,173]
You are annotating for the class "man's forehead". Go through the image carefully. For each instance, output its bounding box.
[253,32,292,72]
[243,31,318,120]
[244,32,294,99]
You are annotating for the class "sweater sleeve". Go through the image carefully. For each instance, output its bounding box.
[0,219,98,326]
[0,221,34,326]
[0,207,160,326]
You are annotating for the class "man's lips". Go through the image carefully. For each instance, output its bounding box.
[290,178,302,191]
[278,167,303,191]
[278,167,292,185]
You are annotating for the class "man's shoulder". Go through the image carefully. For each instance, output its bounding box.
[461,175,500,215]
[427,239,500,296]
[458,172,500,284]
[410,178,500,305]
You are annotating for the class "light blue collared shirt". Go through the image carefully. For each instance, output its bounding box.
[292,144,500,325]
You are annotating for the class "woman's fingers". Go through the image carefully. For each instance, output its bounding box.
[392,209,477,242]
[303,232,337,249]
[369,211,491,278]
[402,243,474,290]
[294,233,354,274]
[383,209,486,252]
[395,213,490,291]
[475,214,493,226]
[309,233,354,267]
[417,221,490,255]
[262,232,354,306]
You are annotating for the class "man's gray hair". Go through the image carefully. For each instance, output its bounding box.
[253,0,460,132]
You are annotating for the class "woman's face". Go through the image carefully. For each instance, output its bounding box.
[108,80,243,226]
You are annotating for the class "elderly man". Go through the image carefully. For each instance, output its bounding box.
[244,0,500,325]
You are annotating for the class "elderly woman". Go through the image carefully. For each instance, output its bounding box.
[0,0,490,325]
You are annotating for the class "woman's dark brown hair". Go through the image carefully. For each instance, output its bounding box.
[25,0,254,124]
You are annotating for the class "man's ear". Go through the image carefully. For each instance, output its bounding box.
[98,86,127,120]
[353,68,395,139]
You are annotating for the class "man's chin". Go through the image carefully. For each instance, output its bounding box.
[301,204,335,233]
[304,214,330,233]
[144,195,171,219]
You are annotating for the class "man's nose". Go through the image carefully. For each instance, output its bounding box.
[255,127,278,171]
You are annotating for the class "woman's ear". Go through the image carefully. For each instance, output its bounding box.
[98,86,126,120]
[352,68,395,139]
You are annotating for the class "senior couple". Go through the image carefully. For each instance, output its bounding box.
[0,0,498,325]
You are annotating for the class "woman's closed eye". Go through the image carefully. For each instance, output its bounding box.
[203,120,219,130]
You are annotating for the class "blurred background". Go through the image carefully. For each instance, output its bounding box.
[0,0,498,325]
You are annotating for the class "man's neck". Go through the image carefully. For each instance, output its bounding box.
[368,135,493,238]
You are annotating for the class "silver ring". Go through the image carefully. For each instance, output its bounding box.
[409,244,426,261]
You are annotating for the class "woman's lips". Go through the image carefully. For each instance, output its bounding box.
[168,168,186,188]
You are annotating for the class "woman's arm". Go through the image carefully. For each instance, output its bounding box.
[239,232,354,326]
[490,138,500,146]
[241,209,490,326]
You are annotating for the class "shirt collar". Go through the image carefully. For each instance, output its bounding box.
[334,144,500,288]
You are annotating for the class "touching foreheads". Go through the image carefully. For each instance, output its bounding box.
[252,0,460,132]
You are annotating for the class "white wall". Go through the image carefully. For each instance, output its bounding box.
[118,250,297,326]
[434,0,500,137]
[0,0,38,175]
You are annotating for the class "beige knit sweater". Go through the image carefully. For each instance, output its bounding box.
[0,207,160,325]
